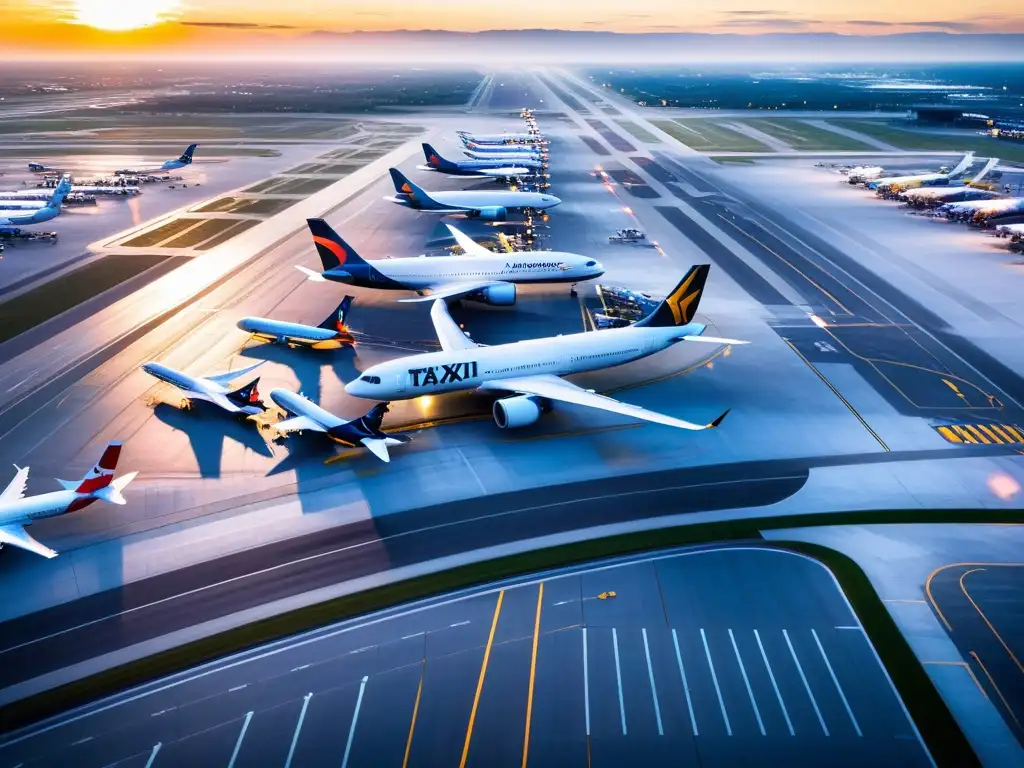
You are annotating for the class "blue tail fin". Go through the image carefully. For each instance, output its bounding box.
[422,143,455,170]
[179,144,198,164]
[319,296,354,331]
[306,219,369,270]
[387,168,436,208]
[48,176,73,209]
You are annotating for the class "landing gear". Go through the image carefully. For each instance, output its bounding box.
[570,282,578,298]
[179,398,192,410]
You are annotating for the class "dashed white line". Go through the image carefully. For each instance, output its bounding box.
[612,628,627,735]
[784,629,828,736]
[812,629,862,737]
[350,646,373,655]
[341,677,369,768]
[671,629,698,736]
[641,629,664,736]
[291,665,311,673]
[401,633,423,641]
[754,629,794,736]
[700,628,732,736]
[229,684,247,693]
[729,629,765,736]
[71,736,93,746]
[835,626,862,631]
[150,708,175,718]
[450,621,470,628]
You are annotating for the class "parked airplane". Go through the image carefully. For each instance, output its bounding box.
[463,143,546,160]
[0,442,137,559]
[419,143,541,178]
[115,144,198,175]
[868,153,976,193]
[299,219,601,304]
[141,360,266,415]
[268,390,411,463]
[457,131,542,145]
[345,265,745,431]
[237,297,356,349]
[386,168,560,220]
[0,177,72,227]
[902,187,1002,208]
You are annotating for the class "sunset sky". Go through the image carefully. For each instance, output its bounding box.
[4,0,1023,57]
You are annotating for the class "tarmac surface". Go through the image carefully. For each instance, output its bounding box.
[1,69,1024,723]
[0,545,932,768]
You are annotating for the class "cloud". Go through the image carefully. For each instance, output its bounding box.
[846,19,984,32]
[716,17,821,29]
[180,21,299,30]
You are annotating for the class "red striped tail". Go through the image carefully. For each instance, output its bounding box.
[75,442,122,494]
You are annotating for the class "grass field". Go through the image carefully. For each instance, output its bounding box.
[734,119,875,150]
[0,116,361,140]
[261,176,335,195]
[121,218,202,248]
[194,219,260,250]
[652,119,773,152]
[161,218,244,249]
[0,146,281,158]
[196,197,295,216]
[615,120,661,144]
[835,121,1024,162]
[0,254,180,343]
[710,156,757,165]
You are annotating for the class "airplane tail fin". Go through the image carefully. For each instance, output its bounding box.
[970,157,999,184]
[319,296,355,331]
[225,377,265,410]
[48,175,72,209]
[93,471,138,505]
[634,265,710,328]
[360,402,390,432]
[388,168,436,207]
[306,219,369,271]
[422,143,455,170]
[69,441,123,494]
[179,144,198,164]
[949,152,975,178]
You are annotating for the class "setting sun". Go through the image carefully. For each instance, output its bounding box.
[72,0,180,31]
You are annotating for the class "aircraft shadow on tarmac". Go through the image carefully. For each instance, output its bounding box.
[237,342,360,404]
[152,402,274,478]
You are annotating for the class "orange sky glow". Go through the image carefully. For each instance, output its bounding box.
[5,0,1022,57]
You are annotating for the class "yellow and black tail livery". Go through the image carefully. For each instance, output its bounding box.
[636,265,710,328]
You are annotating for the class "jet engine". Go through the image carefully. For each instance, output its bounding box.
[473,206,508,221]
[474,283,516,306]
[492,395,543,428]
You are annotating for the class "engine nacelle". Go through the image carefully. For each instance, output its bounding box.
[475,282,517,306]
[473,206,508,221]
[492,395,543,429]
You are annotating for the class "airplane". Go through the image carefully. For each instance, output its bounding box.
[868,153,976,193]
[901,186,1002,208]
[298,219,601,305]
[463,143,546,160]
[385,168,560,221]
[115,144,198,175]
[0,442,138,559]
[0,177,72,227]
[28,162,67,174]
[237,296,356,349]
[457,130,542,145]
[345,265,746,431]
[267,390,411,463]
[419,143,543,178]
[141,360,267,415]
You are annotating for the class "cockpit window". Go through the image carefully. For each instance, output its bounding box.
[586,260,597,267]
[360,375,381,384]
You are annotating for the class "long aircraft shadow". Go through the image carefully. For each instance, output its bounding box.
[152,402,273,478]
[237,342,336,405]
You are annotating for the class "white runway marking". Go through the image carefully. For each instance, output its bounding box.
[729,628,765,736]
[784,629,828,736]
[143,743,162,768]
[582,628,591,737]
[227,711,253,768]
[642,628,664,736]
[754,629,794,736]
[341,677,369,768]
[283,692,312,768]
[812,629,862,737]
[701,628,731,736]
[612,628,627,735]
[671,629,698,736]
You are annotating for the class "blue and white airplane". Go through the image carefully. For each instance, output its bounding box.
[457,131,543,146]
[115,144,199,175]
[418,143,541,178]
[268,391,411,463]
[141,360,266,415]
[237,296,356,349]
[0,177,72,227]
[463,142,546,161]
[385,168,559,221]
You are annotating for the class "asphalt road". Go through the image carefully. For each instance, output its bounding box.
[927,563,1024,749]
[0,545,933,768]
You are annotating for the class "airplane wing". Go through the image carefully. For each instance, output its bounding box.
[0,524,58,559]
[427,298,480,352]
[272,416,327,435]
[479,374,729,432]
[205,360,265,386]
[445,224,492,256]
[0,466,29,504]
[397,281,507,304]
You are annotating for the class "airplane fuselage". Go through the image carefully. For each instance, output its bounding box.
[270,389,342,429]
[396,189,559,213]
[346,322,705,400]
[236,317,349,346]
[142,361,262,414]
[0,205,61,226]
[0,491,95,524]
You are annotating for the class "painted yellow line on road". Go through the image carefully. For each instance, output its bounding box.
[402,665,424,768]
[522,583,545,768]
[971,650,1023,732]
[460,589,505,768]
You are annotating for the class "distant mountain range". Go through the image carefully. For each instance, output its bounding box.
[279,30,1024,62]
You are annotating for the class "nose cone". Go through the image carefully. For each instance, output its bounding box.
[236,318,254,332]
[590,260,605,277]
[344,379,362,397]
[547,195,562,208]
[268,388,290,409]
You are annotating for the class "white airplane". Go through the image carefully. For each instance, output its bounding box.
[386,169,560,221]
[868,153,976,192]
[115,144,198,175]
[298,219,602,305]
[0,442,138,559]
[419,143,542,178]
[141,360,267,415]
[463,144,547,161]
[345,265,745,431]
[458,131,542,145]
[267,390,411,463]
[0,177,72,226]
[237,296,356,349]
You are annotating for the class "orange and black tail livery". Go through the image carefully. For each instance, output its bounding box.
[306,219,369,271]
[635,265,710,328]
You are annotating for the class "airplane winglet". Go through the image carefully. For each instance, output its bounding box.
[295,265,327,282]
[707,409,730,429]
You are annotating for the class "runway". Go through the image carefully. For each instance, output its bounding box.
[0,545,933,768]
[927,563,1024,749]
